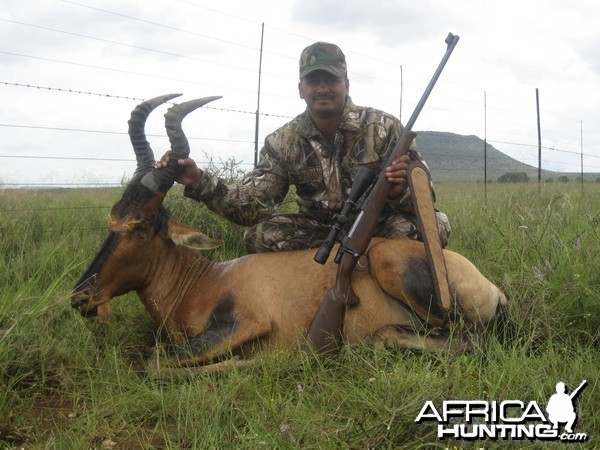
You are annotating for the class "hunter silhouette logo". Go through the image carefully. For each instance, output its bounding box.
[415,379,589,442]
[546,380,587,434]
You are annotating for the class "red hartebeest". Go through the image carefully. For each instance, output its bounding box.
[71,94,507,369]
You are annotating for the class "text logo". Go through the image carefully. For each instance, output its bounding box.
[415,380,588,443]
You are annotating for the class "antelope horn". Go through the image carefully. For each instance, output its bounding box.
[165,96,222,160]
[141,96,222,194]
[129,93,182,181]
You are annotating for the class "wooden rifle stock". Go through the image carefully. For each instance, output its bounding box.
[306,33,460,354]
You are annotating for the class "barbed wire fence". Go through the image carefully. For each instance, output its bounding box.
[2,80,599,186]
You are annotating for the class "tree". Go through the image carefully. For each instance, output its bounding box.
[498,172,529,183]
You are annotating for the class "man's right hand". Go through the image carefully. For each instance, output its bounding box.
[156,151,203,188]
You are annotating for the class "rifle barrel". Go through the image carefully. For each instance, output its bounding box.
[404,33,459,132]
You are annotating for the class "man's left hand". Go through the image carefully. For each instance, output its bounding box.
[386,154,410,199]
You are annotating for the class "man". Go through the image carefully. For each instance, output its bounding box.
[158,41,451,253]
[546,382,578,433]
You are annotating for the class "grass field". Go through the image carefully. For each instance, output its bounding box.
[0,182,598,449]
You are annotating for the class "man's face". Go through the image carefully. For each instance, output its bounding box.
[298,70,349,119]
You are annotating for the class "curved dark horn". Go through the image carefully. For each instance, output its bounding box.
[129,93,182,180]
[140,96,221,194]
[164,96,222,160]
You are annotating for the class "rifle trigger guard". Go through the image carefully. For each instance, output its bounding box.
[356,254,369,272]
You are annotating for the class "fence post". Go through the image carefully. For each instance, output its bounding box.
[536,88,542,191]
[254,23,265,168]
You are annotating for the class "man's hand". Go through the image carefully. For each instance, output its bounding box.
[156,151,203,188]
[385,154,410,199]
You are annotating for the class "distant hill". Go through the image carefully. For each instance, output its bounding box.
[414,131,599,183]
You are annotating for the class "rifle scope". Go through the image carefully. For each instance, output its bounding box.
[313,166,376,264]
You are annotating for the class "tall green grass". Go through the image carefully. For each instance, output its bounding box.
[0,182,598,448]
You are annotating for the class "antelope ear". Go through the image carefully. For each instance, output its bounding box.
[167,219,223,250]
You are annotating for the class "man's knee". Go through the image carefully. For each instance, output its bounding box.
[436,211,452,247]
[244,223,288,253]
[244,214,328,253]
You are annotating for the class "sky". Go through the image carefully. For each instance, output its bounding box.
[1,0,599,186]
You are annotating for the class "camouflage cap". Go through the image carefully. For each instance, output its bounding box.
[299,42,347,79]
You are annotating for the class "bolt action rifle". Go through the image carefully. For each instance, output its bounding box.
[307,33,460,353]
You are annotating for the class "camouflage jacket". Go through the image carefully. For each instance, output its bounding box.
[184,97,425,226]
